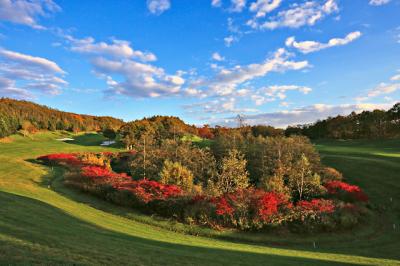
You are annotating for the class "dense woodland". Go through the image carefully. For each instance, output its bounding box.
[0,98,124,138]
[285,103,400,139]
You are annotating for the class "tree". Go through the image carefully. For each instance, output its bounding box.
[260,159,290,198]
[160,160,194,192]
[214,149,249,194]
[103,128,116,140]
[287,154,323,201]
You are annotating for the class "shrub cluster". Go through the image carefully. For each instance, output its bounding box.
[38,152,370,231]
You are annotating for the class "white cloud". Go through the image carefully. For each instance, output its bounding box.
[390,73,400,81]
[62,34,185,99]
[356,72,400,102]
[249,0,338,30]
[249,0,282,18]
[286,31,362,53]
[69,37,157,62]
[357,82,400,101]
[0,0,60,29]
[251,85,312,106]
[211,0,222,7]
[219,103,394,128]
[199,48,309,97]
[369,0,391,6]
[230,0,247,12]
[147,0,171,15]
[0,77,34,99]
[224,35,237,47]
[184,97,258,115]
[0,48,65,73]
[91,57,184,98]
[0,48,67,98]
[212,52,225,61]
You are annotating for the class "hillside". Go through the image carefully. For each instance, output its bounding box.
[0,98,124,138]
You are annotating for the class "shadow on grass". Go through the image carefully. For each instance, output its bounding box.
[24,154,400,263]
[0,191,359,266]
[64,133,123,149]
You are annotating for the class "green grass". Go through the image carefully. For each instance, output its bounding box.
[0,132,399,265]
[182,134,213,148]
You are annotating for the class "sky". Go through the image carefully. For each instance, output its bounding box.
[0,0,399,127]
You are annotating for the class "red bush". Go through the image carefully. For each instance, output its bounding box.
[257,192,280,220]
[37,151,368,231]
[325,181,368,202]
[297,199,335,213]
[81,166,115,180]
[37,153,81,165]
[215,197,234,216]
[198,126,214,139]
[114,179,183,203]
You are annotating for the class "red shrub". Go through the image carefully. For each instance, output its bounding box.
[297,199,335,213]
[114,179,183,203]
[198,126,214,139]
[325,181,368,202]
[81,166,115,179]
[257,192,280,220]
[215,197,234,216]
[37,153,81,165]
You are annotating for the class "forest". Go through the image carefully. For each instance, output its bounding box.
[0,98,124,138]
[285,103,400,139]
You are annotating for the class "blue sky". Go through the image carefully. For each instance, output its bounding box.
[0,0,399,127]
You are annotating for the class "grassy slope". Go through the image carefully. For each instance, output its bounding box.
[0,132,399,265]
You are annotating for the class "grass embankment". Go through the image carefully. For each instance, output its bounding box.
[0,132,399,265]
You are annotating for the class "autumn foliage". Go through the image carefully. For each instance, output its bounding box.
[325,181,369,202]
[38,152,370,231]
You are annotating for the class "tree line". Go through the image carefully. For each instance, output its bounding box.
[285,103,400,139]
[0,98,124,138]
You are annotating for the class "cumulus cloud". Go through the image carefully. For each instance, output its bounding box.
[248,0,338,30]
[68,37,157,62]
[286,31,362,53]
[0,0,60,29]
[61,34,185,99]
[219,103,394,128]
[249,0,282,18]
[0,48,67,98]
[147,0,171,15]
[212,52,225,61]
[91,57,184,98]
[369,0,390,6]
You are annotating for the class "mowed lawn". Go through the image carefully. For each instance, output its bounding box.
[0,132,399,265]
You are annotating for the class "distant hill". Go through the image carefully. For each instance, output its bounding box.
[0,98,124,138]
[285,102,400,139]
